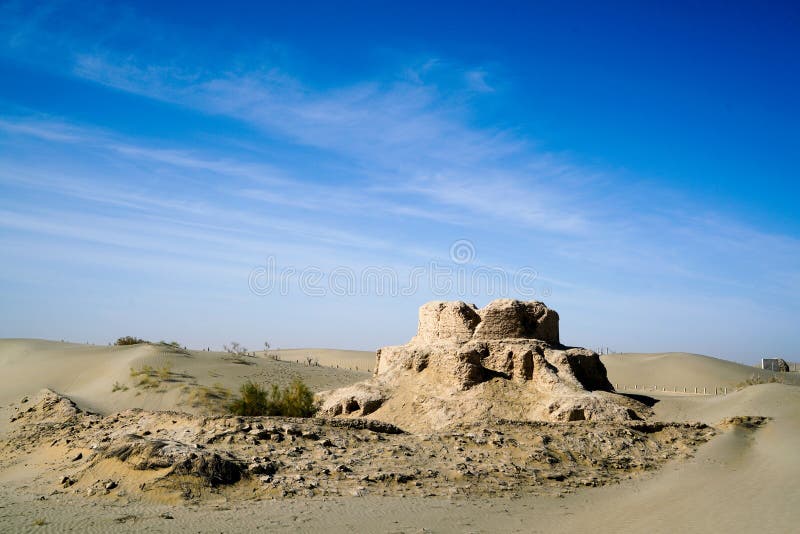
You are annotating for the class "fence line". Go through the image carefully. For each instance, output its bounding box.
[613,384,731,396]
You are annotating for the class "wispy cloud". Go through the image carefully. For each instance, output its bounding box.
[465,69,494,93]
[0,1,798,358]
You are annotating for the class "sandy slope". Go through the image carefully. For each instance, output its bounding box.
[553,383,800,533]
[1,341,798,532]
[270,348,375,372]
[602,351,800,391]
[0,339,370,424]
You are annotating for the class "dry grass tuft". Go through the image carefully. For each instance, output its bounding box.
[183,383,233,414]
[737,374,785,389]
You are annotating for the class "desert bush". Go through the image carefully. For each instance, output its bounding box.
[280,379,317,417]
[111,381,129,392]
[157,340,190,355]
[130,364,154,377]
[137,376,158,389]
[228,379,317,417]
[129,364,160,388]
[737,374,785,389]
[223,341,255,364]
[264,341,280,360]
[229,381,272,416]
[115,336,148,346]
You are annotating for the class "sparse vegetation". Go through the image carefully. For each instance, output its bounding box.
[737,373,785,389]
[183,383,233,413]
[112,381,129,392]
[115,336,148,346]
[265,341,280,360]
[223,341,254,364]
[280,379,317,417]
[128,362,176,389]
[158,362,173,380]
[228,381,271,416]
[129,364,159,388]
[228,379,317,417]
[157,340,190,355]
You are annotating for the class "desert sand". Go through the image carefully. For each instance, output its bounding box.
[0,339,371,417]
[1,321,798,533]
[602,351,800,392]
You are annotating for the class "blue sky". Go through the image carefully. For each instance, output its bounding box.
[0,1,798,362]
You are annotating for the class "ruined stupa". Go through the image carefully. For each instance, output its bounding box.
[318,299,648,431]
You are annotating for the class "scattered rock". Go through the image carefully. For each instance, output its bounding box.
[101,436,242,486]
[0,388,718,502]
[248,461,278,476]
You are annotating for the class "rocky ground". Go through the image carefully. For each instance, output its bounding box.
[0,389,727,504]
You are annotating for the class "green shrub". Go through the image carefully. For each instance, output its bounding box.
[229,381,271,416]
[281,379,317,417]
[228,379,317,417]
[115,336,148,346]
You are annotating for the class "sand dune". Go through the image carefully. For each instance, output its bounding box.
[554,383,800,533]
[1,340,798,532]
[270,348,375,372]
[0,339,370,421]
[602,351,800,391]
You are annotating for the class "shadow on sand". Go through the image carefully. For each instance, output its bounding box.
[617,392,660,407]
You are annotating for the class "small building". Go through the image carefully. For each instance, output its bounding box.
[761,358,790,372]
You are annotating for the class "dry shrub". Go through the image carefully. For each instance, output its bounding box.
[130,365,159,389]
[737,374,785,389]
[158,363,173,380]
[184,383,233,414]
